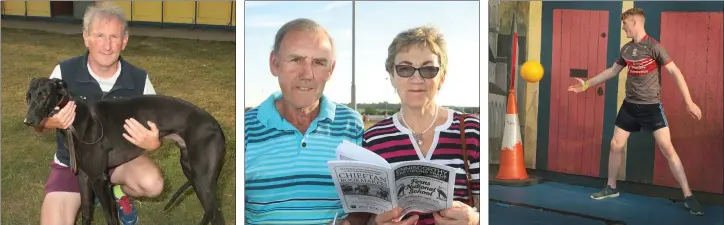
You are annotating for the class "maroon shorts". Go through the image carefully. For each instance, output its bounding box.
[44,162,117,194]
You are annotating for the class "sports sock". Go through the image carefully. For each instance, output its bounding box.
[113,185,126,199]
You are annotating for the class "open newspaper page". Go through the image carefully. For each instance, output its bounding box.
[334,140,390,166]
[391,161,456,216]
[327,161,396,214]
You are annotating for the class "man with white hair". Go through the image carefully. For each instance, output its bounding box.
[31,4,163,225]
[244,18,369,224]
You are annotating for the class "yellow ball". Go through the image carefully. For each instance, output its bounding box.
[520,61,544,83]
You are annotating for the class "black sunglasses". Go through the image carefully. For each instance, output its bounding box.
[394,65,440,79]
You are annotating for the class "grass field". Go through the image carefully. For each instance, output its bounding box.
[1,28,236,224]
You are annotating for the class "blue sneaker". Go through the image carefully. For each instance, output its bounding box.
[113,194,139,225]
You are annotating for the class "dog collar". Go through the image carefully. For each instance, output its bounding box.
[57,95,71,108]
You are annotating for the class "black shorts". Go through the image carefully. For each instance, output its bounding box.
[615,100,669,132]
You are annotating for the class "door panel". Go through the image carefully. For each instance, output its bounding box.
[656,11,724,194]
[548,9,608,177]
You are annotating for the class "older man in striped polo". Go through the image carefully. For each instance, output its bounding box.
[243,18,369,225]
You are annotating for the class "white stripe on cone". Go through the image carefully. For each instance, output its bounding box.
[501,114,522,151]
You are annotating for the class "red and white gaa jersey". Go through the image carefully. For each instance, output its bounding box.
[615,35,673,104]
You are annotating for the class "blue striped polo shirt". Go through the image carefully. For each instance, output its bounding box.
[244,91,364,224]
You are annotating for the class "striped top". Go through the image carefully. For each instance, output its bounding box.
[362,110,481,225]
[244,92,364,224]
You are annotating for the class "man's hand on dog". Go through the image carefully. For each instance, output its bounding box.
[44,101,77,130]
[122,118,161,151]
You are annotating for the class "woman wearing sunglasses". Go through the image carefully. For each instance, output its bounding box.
[359,26,480,225]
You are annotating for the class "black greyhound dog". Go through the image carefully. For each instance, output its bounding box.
[23,78,226,225]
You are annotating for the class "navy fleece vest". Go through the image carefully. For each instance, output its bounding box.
[54,52,148,166]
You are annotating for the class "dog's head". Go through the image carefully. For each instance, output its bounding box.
[24,78,70,127]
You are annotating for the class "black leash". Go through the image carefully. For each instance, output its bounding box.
[56,94,104,174]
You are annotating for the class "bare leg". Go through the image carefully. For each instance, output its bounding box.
[591,126,630,200]
[40,192,81,225]
[652,127,692,197]
[607,126,631,188]
[652,127,705,215]
[110,154,164,198]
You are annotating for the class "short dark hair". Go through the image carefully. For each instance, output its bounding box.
[621,8,645,21]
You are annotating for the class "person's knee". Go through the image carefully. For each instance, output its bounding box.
[114,155,164,197]
[610,138,626,152]
[138,172,164,197]
[657,142,677,159]
[653,128,677,159]
[610,126,630,153]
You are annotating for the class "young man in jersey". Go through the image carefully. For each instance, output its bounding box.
[567,8,704,215]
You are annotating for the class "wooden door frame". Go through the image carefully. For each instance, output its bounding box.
[536,2,622,178]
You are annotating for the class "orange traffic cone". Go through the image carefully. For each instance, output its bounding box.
[491,90,541,186]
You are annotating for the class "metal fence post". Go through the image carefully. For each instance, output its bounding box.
[228,0,233,26]
[193,1,197,29]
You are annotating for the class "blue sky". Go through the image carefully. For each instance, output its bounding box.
[244,1,480,108]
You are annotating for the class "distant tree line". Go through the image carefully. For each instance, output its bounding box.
[355,102,480,115]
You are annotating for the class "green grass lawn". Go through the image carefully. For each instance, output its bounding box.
[1,28,236,224]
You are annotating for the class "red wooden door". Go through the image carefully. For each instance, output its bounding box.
[548,9,608,177]
[655,12,724,194]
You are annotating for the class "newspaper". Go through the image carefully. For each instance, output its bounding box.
[327,140,457,217]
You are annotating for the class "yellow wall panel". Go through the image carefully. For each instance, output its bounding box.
[2,2,26,16]
[26,1,50,17]
[196,1,232,26]
[163,1,195,24]
[132,1,162,22]
[615,1,634,181]
[524,1,542,169]
[107,1,132,21]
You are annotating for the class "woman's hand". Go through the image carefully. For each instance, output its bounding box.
[431,201,479,225]
[375,207,419,225]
